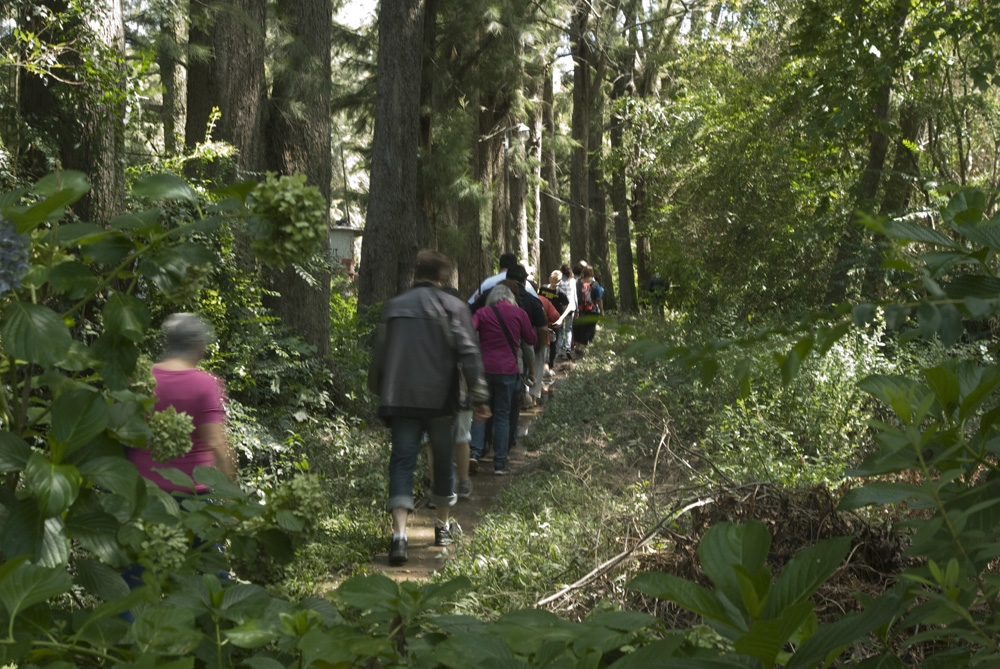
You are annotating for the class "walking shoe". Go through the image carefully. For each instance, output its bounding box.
[435,520,462,546]
[494,468,511,476]
[388,538,408,565]
[457,478,473,499]
[468,458,479,474]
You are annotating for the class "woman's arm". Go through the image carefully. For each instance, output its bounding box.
[199,422,238,482]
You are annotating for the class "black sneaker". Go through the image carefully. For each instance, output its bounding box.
[388,537,408,565]
[434,521,462,546]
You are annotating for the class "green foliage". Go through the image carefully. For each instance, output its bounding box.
[245,173,328,268]
[146,406,195,462]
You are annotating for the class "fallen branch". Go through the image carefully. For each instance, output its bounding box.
[536,496,715,608]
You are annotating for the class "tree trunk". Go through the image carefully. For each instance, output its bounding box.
[863,103,924,298]
[416,0,437,250]
[185,0,267,176]
[538,66,562,278]
[83,0,127,226]
[610,67,637,313]
[358,0,426,306]
[157,9,186,156]
[569,0,590,266]
[262,0,333,360]
[632,177,651,293]
[16,0,126,225]
[587,52,614,309]
[529,73,544,277]
[823,0,910,305]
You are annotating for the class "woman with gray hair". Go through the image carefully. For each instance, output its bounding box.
[469,284,537,475]
[127,313,237,492]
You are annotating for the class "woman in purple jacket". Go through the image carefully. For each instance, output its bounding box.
[469,285,537,475]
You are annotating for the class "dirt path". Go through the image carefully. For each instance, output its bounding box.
[371,362,571,582]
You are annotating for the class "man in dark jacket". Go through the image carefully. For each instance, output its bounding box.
[368,250,491,565]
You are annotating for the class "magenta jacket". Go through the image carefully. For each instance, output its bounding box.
[472,302,537,375]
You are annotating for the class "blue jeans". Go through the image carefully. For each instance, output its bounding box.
[558,313,574,352]
[470,373,519,471]
[387,415,456,511]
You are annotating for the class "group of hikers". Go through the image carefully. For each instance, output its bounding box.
[367,250,605,566]
[134,250,605,572]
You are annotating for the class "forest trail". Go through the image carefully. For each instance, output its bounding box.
[369,358,575,582]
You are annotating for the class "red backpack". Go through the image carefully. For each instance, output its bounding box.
[579,281,595,314]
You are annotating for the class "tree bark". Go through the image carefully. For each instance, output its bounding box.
[16,0,126,225]
[529,72,544,277]
[157,8,186,156]
[185,0,268,175]
[263,0,333,360]
[538,66,562,278]
[569,0,591,266]
[610,75,637,312]
[587,51,614,309]
[358,0,426,306]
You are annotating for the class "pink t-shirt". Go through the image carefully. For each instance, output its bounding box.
[473,302,538,375]
[127,367,226,493]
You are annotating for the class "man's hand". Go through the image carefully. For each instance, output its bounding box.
[473,404,492,422]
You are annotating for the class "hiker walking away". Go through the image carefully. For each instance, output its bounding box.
[574,266,604,350]
[469,284,537,475]
[127,313,237,492]
[556,264,577,358]
[539,270,571,376]
[368,250,491,566]
[648,275,669,316]
[468,252,537,305]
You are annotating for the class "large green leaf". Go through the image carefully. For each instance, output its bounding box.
[0,560,72,621]
[838,482,924,511]
[80,231,135,266]
[787,586,907,669]
[0,432,31,473]
[133,174,198,203]
[944,188,987,225]
[0,302,72,367]
[77,456,141,498]
[943,274,1000,300]
[923,365,960,418]
[23,452,81,517]
[627,572,745,635]
[66,506,128,566]
[192,466,246,499]
[74,558,129,601]
[698,521,771,612]
[734,600,814,666]
[92,333,139,391]
[56,223,108,246]
[47,260,98,300]
[126,606,202,656]
[606,635,687,667]
[103,292,150,343]
[0,500,70,566]
[335,574,400,614]
[49,389,109,462]
[882,219,956,247]
[956,220,1000,250]
[761,536,851,619]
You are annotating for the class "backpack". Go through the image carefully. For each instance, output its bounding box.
[580,281,595,314]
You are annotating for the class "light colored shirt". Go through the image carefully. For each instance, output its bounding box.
[468,270,538,304]
[557,278,578,311]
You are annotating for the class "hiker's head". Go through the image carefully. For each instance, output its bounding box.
[486,284,517,307]
[549,270,561,285]
[498,253,517,271]
[413,249,452,285]
[582,266,595,280]
[560,263,573,279]
[507,264,529,286]
[162,313,213,363]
